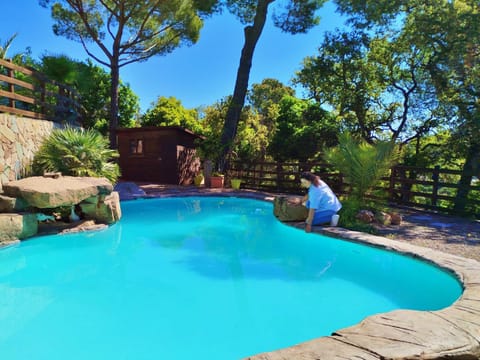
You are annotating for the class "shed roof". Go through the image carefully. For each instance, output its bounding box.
[116,126,204,139]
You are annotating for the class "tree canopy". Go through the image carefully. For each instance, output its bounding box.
[141,96,201,133]
[39,55,139,133]
[332,0,479,212]
[268,96,337,162]
[197,96,269,167]
[40,0,215,148]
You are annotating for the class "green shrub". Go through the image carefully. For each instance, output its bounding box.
[323,132,400,204]
[33,127,120,183]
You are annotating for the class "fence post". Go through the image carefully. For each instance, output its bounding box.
[431,165,440,207]
[40,80,46,116]
[276,162,282,191]
[389,167,396,202]
[7,59,15,109]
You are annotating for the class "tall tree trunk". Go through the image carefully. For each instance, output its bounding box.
[218,0,273,172]
[109,61,120,149]
[453,141,480,214]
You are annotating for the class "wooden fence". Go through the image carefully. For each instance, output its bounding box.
[0,58,82,124]
[229,161,480,216]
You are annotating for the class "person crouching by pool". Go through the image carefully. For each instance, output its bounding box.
[300,171,342,233]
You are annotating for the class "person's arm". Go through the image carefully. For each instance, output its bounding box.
[305,208,316,233]
[301,193,308,205]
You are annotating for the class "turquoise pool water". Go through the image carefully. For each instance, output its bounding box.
[0,197,462,359]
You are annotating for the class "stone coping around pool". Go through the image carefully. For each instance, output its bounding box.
[131,188,480,359]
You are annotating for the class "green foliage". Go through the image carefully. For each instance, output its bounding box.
[141,96,200,133]
[293,30,381,141]
[333,0,479,212]
[195,99,228,166]
[268,96,337,161]
[225,0,325,33]
[294,28,445,145]
[323,132,399,203]
[402,130,464,169]
[32,127,120,183]
[38,56,140,133]
[196,96,268,167]
[248,78,295,145]
[77,60,140,132]
[40,0,205,62]
[0,33,18,59]
[40,54,77,84]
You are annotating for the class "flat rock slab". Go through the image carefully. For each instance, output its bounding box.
[333,309,480,358]
[3,176,113,208]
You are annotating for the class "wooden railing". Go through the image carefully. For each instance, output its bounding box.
[229,160,344,193]
[230,161,480,216]
[0,58,82,124]
[387,165,480,214]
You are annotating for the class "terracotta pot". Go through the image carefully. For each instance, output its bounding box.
[210,176,224,188]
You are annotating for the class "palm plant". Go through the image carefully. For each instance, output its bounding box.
[0,33,17,59]
[33,127,120,183]
[323,132,400,203]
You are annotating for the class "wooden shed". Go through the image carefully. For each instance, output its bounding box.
[116,126,203,184]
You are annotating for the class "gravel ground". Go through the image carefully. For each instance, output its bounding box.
[372,208,480,262]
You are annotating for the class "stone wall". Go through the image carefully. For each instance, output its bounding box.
[0,113,62,186]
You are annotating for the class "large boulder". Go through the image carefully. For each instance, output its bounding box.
[356,210,375,223]
[390,212,403,225]
[0,213,38,243]
[375,211,392,225]
[273,196,308,222]
[79,192,122,224]
[2,176,113,208]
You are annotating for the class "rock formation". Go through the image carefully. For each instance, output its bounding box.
[0,175,121,244]
[2,176,113,208]
[273,196,308,222]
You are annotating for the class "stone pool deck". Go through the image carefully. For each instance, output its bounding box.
[126,183,480,359]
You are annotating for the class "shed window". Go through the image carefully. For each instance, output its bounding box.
[129,139,144,155]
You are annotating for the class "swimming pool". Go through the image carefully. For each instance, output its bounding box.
[0,197,462,359]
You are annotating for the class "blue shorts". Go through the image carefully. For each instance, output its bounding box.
[306,201,336,225]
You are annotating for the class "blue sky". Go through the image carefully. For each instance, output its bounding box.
[1,1,345,112]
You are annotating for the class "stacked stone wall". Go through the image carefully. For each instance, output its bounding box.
[0,114,62,186]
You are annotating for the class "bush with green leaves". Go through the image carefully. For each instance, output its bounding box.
[323,132,400,204]
[33,127,120,183]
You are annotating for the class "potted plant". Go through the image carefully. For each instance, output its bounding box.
[195,135,223,188]
[230,178,242,189]
[210,171,224,188]
[194,173,204,186]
